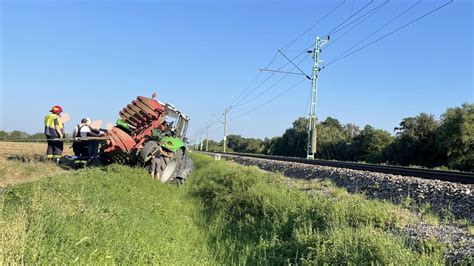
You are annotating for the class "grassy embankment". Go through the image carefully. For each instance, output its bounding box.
[2,153,449,264]
[0,158,65,188]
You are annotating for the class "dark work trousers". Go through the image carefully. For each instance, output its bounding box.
[88,141,100,157]
[72,141,88,156]
[46,135,64,158]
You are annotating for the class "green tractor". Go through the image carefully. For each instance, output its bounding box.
[138,103,191,183]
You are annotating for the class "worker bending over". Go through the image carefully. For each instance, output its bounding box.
[72,118,102,157]
[44,105,65,162]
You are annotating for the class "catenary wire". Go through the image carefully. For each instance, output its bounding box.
[324,0,374,37]
[232,54,310,108]
[281,0,347,50]
[327,0,389,38]
[231,73,275,108]
[232,50,309,108]
[327,0,421,65]
[324,0,453,68]
[229,0,396,120]
[231,0,350,109]
[229,0,379,113]
[229,51,280,108]
[325,0,390,48]
[279,0,376,68]
[231,78,307,121]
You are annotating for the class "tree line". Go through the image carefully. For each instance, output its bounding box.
[0,131,46,141]
[203,103,473,172]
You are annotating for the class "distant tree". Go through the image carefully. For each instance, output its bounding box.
[226,135,264,153]
[8,130,29,140]
[210,103,472,171]
[437,103,473,171]
[349,125,394,163]
[206,140,223,152]
[292,117,308,132]
[316,117,346,159]
[0,130,8,140]
[245,138,264,153]
[263,118,308,157]
[281,117,308,157]
[388,113,442,167]
[342,123,360,140]
[28,133,45,140]
[320,117,343,131]
[262,137,282,155]
[226,135,245,152]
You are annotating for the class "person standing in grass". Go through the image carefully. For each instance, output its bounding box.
[44,105,65,162]
[72,118,103,157]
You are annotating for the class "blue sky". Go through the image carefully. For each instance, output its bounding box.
[1,0,472,143]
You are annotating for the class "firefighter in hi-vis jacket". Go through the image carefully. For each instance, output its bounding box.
[44,105,65,161]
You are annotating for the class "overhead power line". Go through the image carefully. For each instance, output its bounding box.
[328,0,389,38]
[229,73,263,108]
[230,0,348,110]
[234,74,289,108]
[325,0,390,48]
[277,49,311,79]
[232,54,310,109]
[229,51,280,108]
[231,73,275,108]
[324,0,374,37]
[324,0,454,68]
[232,50,310,108]
[280,0,346,50]
[327,0,421,65]
[231,78,307,121]
[274,0,375,71]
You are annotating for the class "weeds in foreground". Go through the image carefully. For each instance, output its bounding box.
[186,154,445,264]
[2,154,450,264]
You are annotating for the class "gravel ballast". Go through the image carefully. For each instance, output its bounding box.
[217,154,474,263]
[226,156,473,222]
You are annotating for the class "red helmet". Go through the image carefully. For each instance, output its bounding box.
[51,105,63,114]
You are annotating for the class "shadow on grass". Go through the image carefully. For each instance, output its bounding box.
[6,154,109,171]
[7,154,47,163]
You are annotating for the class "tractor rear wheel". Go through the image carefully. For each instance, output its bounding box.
[158,149,183,183]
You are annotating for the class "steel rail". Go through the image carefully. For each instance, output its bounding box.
[198,151,474,185]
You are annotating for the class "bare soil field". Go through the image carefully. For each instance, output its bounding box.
[0,141,70,187]
[0,158,66,187]
[0,141,72,157]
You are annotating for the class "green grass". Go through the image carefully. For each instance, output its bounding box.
[0,157,65,187]
[1,165,213,264]
[1,153,449,264]
[187,154,445,264]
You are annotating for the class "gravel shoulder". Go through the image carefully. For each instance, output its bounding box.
[220,154,473,263]
[227,156,473,222]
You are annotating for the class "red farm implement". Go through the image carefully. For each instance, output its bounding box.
[62,95,190,183]
[101,96,166,163]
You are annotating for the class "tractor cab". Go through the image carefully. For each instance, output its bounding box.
[163,103,189,139]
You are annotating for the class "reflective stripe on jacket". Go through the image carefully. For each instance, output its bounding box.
[44,113,64,137]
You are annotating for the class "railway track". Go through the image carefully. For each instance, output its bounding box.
[198,151,474,184]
